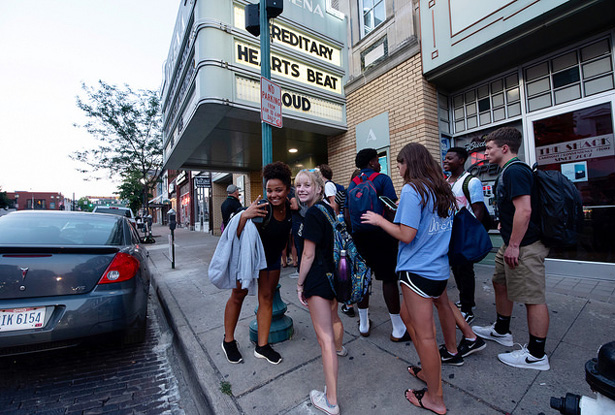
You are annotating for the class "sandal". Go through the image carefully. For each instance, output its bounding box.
[407,365,425,383]
[404,388,447,415]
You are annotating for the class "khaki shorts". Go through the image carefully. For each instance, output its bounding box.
[492,240,550,304]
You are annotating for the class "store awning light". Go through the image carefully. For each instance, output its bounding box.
[288,148,298,153]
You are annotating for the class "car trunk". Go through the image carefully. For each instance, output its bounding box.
[0,246,119,300]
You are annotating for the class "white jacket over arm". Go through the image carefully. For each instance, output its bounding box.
[208,211,267,295]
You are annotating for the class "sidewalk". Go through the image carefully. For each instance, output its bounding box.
[146,224,615,415]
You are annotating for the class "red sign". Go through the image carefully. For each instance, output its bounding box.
[260,77,283,128]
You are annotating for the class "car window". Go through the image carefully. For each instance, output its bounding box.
[0,215,124,245]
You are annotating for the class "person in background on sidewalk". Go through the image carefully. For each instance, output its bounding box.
[473,127,551,371]
[221,162,293,366]
[362,143,457,415]
[318,164,342,215]
[281,185,298,268]
[221,184,242,230]
[295,169,345,415]
[443,147,488,324]
[347,148,409,342]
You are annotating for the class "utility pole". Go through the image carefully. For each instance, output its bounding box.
[246,0,283,193]
[260,0,272,172]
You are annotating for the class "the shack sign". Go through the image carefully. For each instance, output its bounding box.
[536,134,614,165]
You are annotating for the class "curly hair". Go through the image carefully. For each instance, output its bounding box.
[263,161,292,189]
[396,143,456,218]
[355,148,378,169]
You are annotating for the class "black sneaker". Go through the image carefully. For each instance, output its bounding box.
[254,343,282,365]
[461,311,475,325]
[457,336,486,358]
[341,304,355,317]
[439,345,464,366]
[454,301,462,309]
[222,339,243,364]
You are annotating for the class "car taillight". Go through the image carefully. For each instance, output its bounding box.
[98,252,140,284]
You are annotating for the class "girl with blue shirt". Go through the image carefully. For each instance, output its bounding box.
[361,143,456,415]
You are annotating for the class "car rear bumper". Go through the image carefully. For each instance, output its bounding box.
[0,280,149,349]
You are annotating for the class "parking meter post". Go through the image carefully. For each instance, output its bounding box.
[168,209,177,269]
[171,229,175,269]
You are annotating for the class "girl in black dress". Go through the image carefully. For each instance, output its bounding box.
[221,162,292,365]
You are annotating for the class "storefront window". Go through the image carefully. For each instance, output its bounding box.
[533,102,615,263]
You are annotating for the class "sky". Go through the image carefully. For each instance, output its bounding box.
[0,0,180,199]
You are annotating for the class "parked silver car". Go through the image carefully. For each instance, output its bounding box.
[92,206,137,227]
[0,211,150,355]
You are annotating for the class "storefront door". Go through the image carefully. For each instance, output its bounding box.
[525,97,615,278]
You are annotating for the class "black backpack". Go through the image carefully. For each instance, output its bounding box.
[504,162,583,248]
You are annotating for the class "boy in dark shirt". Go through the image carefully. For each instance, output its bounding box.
[473,127,550,371]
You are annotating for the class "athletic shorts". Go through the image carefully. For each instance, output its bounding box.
[399,271,448,299]
[492,240,549,304]
[264,256,281,271]
[352,229,398,282]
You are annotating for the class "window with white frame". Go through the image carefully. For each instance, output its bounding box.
[524,37,614,113]
[360,0,385,37]
[452,73,521,134]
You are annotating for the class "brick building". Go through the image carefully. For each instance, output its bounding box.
[7,191,65,210]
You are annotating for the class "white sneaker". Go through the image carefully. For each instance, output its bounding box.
[289,270,299,279]
[310,390,340,415]
[472,323,514,347]
[498,344,550,371]
[336,346,348,357]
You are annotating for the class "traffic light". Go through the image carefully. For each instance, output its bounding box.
[245,0,283,37]
[245,3,260,36]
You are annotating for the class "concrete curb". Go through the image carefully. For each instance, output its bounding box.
[150,258,241,415]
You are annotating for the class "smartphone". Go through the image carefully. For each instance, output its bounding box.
[379,196,398,211]
[252,199,270,223]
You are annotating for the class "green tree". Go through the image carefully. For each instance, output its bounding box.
[117,170,151,214]
[0,187,10,209]
[77,197,93,212]
[72,81,162,214]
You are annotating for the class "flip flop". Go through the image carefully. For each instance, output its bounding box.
[404,388,447,415]
[407,365,425,383]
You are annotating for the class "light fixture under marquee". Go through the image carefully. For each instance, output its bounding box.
[288,148,298,153]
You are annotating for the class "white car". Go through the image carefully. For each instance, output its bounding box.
[92,206,137,227]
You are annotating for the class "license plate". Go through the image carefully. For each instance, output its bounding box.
[0,307,46,332]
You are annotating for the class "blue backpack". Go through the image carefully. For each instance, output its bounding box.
[347,172,383,232]
[316,204,371,305]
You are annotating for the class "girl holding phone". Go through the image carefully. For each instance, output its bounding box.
[361,143,456,415]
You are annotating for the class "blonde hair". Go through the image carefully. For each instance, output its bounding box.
[294,169,325,202]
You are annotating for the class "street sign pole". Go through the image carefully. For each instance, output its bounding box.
[260,0,272,194]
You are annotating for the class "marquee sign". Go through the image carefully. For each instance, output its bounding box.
[235,41,342,94]
[236,76,343,122]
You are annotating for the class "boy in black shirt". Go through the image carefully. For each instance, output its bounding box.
[473,127,551,371]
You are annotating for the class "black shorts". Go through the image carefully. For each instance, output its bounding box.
[352,229,398,282]
[304,273,335,301]
[399,271,448,299]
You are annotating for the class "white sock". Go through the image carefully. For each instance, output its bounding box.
[358,308,369,333]
[389,313,406,338]
[465,336,477,342]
